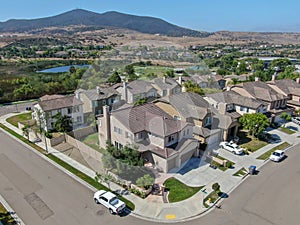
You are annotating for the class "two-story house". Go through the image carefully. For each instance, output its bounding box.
[32,94,84,131]
[205,91,268,141]
[267,78,300,111]
[230,78,291,123]
[97,103,199,172]
[151,77,182,97]
[116,80,157,104]
[154,92,221,150]
[75,86,121,116]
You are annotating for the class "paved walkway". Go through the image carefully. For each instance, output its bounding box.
[1,112,300,222]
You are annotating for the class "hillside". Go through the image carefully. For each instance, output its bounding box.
[0,9,210,37]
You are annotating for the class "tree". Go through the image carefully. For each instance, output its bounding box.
[124,64,135,75]
[107,71,121,84]
[134,97,147,106]
[22,124,30,140]
[52,112,73,132]
[212,182,220,193]
[0,87,3,97]
[136,174,155,189]
[184,81,204,95]
[69,66,76,74]
[280,112,291,127]
[239,113,270,138]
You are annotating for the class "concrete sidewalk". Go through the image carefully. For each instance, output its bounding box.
[1,112,300,223]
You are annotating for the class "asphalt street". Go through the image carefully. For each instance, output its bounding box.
[0,127,299,225]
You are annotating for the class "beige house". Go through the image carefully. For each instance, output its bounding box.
[154,92,221,150]
[267,78,300,111]
[98,103,199,172]
[116,80,157,104]
[151,77,182,97]
[75,86,121,116]
[32,95,84,131]
[230,79,292,123]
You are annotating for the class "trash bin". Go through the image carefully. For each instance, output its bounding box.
[249,165,256,175]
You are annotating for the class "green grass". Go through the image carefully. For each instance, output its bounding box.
[0,203,16,225]
[82,133,104,153]
[164,178,203,203]
[279,127,296,134]
[6,112,32,127]
[0,123,135,211]
[256,142,291,160]
[238,131,268,153]
[233,167,248,177]
[203,191,220,208]
[134,66,172,78]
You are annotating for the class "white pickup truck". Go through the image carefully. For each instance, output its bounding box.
[93,190,126,214]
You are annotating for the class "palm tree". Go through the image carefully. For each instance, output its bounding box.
[280,112,291,127]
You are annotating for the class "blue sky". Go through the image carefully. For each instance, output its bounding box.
[0,0,299,32]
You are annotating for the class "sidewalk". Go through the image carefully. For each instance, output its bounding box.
[1,112,300,223]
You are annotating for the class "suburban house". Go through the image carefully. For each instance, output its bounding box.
[205,91,268,141]
[97,103,199,172]
[75,86,121,116]
[267,78,300,111]
[154,92,221,150]
[151,77,182,97]
[116,80,157,104]
[191,74,221,89]
[32,94,84,131]
[230,78,292,123]
[205,91,267,116]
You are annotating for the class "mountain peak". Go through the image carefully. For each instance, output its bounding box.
[0,9,210,37]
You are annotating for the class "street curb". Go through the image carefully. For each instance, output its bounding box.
[0,193,26,225]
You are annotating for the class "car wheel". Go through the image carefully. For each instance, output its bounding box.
[233,151,237,155]
[94,198,99,204]
[109,208,114,214]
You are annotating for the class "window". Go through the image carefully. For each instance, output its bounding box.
[205,117,211,126]
[162,90,167,96]
[126,132,131,139]
[76,116,82,123]
[168,135,175,143]
[73,106,80,113]
[113,126,122,135]
[102,99,106,105]
[187,129,189,135]
[67,107,72,114]
[98,120,102,127]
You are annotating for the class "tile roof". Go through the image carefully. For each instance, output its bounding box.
[158,92,210,119]
[207,91,265,109]
[39,94,64,101]
[112,103,189,136]
[78,87,119,101]
[267,79,300,96]
[38,95,83,111]
[126,80,155,95]
[152,77,179,90]
[234,80,286,102]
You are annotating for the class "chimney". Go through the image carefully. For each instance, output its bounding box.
[163,76,166,83]
[296,78,300,84]
[96,86,101,95]
[271,73,277,81]
[178,75,182,85]
[255,77,260,82]
[101,105,111,147]
[122,81,128,102]
[75,91,80,100]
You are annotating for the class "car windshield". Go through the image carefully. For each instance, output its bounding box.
[273,152,280,156]
[110,197,119,206]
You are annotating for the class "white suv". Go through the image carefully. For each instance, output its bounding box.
[94,190,126,214]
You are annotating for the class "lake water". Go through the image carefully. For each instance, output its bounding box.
[38,64,90,73]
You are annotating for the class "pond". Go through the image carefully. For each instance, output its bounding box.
[38,64,90,73]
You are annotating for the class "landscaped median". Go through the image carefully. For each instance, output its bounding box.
[0,123,135,211]
[0,203,16,225]
[256,142,291,160]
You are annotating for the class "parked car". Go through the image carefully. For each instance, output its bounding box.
[219,141,244,155]
[93,190,126,214]
[291,117,300,125]
[269,150,285,162]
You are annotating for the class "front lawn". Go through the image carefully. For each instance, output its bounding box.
[203,191,220,208]
[279,127,296,135]
[6,112,32,127]
[256,142,291,160]
[233,167,248,177]
[238,131,268,152]
[164,178,203,203]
